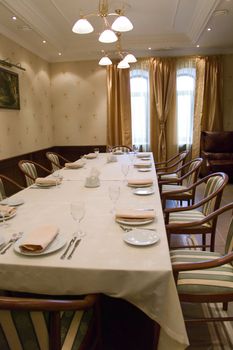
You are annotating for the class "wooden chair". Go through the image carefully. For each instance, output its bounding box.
[155,150,190,181]
[171,202,233,323]
[159,158,203,208]
[46,152,70,171]
[18,160,51,187]
[165,172,229,251]
[111,145,132,153]
[0,174,24,201]
[0,292,101,350]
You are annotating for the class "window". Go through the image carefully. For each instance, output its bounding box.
[130,69,150,151]
[176,67,196,148]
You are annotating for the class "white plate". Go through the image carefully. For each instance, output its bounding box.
[133,187,155,195]
[116,218,154,226]
[0,211,16,222]
[140,157,151,160]
[138,168,152,172]
[123,229,159,246]
[128,183,153,188]
[14,233,67,256]
[1,197,24,206]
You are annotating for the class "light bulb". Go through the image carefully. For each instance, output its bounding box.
[99,29,118,43]
[112,16,133,32]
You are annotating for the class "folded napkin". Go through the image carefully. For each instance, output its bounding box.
[84,153,97,159]
[137,153,151,158]
[35,177,62,186]
[134,162,152,168]
[127,178,153,186]
[65,160,85,169]
[19,225,59,252]
[115,209,155,220]
[0,204,16,217]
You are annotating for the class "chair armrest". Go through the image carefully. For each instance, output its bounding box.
[0,175,24,191]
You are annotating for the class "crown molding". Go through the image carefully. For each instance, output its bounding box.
[187,0,221,43]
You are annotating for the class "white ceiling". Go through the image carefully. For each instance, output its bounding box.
[0,0,233,63]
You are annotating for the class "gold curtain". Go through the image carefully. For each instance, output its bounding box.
[149,57,176,162]
[106,64,132,147]
[192,55,223,158]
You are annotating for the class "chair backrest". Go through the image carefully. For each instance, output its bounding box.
[18,161,38,187]
[184,158,202,186]
[177,150,190,176]
[112,145,132,153]
[202,174,227,216]
[0,178,6,201]
[46,152,60,171]
[225,217,233,259]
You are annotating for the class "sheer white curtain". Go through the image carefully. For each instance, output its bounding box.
[176,58,196,150]
[130,60,150,151]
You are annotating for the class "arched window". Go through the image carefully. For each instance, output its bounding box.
[176,67,196,148]
[130,69,150,151]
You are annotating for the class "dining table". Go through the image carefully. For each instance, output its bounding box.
[0,152,189,350]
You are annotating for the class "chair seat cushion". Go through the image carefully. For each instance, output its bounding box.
[162,184,191,196]
[169,209,211,228]
[158,173,179,181]
[0,308,93,350]
[171,249,233,294]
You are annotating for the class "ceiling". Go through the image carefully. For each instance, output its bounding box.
[0,0,233,63]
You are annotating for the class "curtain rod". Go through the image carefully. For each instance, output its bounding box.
[0,58,26,71]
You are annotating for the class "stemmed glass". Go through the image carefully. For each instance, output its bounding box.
[52,170,60,188]
[121,163,129,184]
[133,145,139,154]
[70,201,85,234]
[108,185,120,214]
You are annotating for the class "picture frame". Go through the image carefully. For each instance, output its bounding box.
[0,67,20,109]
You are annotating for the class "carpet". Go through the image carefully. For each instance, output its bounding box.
[182,302,233,349]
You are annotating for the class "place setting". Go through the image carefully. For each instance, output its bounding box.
[115,207,156,226]
[0,204,17,227]
[30,174,63,189]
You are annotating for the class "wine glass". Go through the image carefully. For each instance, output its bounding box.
[133,145,139,154]
[108,185,120,214]
[70,201,85,234]
[52,170,60,189]
[121,163,129,184]
[94,148,99,155]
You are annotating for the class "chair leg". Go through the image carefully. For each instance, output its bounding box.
[223,302,228,311]
[49,311,61,350]
[202,234,206,251]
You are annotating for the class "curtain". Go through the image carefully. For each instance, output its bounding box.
[192,55,223,158]
[150,57,176,162]
[106,64,132,147]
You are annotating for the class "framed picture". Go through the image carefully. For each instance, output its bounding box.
[0,67,20,109]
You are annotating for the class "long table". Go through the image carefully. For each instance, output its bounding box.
[0,153,189,349]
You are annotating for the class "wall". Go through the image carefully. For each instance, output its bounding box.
[50,61,107,146]
[223,54,233,130]
[0,34,53,160]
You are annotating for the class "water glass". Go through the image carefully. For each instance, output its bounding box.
[108,185,120,213]
[70,201,85,234]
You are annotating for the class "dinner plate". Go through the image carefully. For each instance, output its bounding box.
[138,168,152,172]
[33,183,55,188]
[123,229,159,246]
[133,187,155,195]
[0,211,16,222]
[14,233,67,256]
[0,197,24,206]
[116,218,154,226]
[140,157,151,160]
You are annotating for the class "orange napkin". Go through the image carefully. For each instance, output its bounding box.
[19,225,59,252]
[0,204,16,217]
[35,177,62,186]
[84,153,97,159]
[115,209,155,220]
[65,160,85,169]
[127,178,153,186]
[134,162,152,168]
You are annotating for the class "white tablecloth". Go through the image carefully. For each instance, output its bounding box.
[0,153,189,349]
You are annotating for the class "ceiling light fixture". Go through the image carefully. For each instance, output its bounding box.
[207,27,212,31]
[72,0,133,44]
[98,33,136,68]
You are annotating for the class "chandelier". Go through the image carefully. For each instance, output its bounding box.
[72,0,133,43]
[98,33,137,68]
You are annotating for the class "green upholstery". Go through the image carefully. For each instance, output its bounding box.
[46,153,60,172]
[169,209,211,227]
[0,308,93,350]
[0,179,6,201]
[158,173,179,181]
[20,163,37,187]
[162,184,191,194]
[202,175,225,216]
[170,249,233,295]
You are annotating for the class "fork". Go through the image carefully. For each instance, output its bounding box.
[67,231,85,260]
[120,225,156,232]
[0,232,23,254]
[60,234,77,259]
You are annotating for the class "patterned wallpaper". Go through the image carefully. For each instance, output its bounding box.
[0,34,53,160]
[50,61,107,146]
[223,55,233,130]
